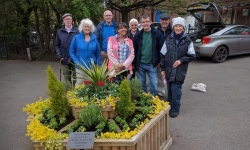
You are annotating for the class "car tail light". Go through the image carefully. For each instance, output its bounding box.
[202,36,211,44]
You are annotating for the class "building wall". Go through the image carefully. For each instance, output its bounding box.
[110,0,250,26]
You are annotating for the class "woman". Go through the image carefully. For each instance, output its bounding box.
[160,17,196,118]
[128,18,139,40]
[128,18,139,79]
[107,22,135,83]
[69,18,101,86]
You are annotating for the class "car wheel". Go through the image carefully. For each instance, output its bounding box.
[211,46,228,63]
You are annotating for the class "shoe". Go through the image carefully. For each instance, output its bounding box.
[169,111,179,118]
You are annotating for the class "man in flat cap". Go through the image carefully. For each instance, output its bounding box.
[55,13,79,86]
[157,13,172,97]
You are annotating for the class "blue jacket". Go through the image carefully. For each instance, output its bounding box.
[55,26,79,64]
[69,32,101,68]
[133,27,164,71]
[160,32,196,83]
[95,20,118,53]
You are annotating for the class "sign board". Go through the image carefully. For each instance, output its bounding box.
[66,132,95,149]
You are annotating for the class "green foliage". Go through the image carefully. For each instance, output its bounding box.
[129,78,143,99]
[136,107,154,116]
[116,79,135,119]
[63,81,73,93]
[108,121,118,132]
[38,107,67,130]
[95,120,107,136]
[46,65,70,118]
[115,116,129,131]
[132,93,153,107]
[78,105,105,127]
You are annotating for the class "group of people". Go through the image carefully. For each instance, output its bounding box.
[55,10,196,118]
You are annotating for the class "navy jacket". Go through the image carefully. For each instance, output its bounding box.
[160,32,196,83]
[133,27,164,71]
[55,26,79,65]
[157,23,172,41]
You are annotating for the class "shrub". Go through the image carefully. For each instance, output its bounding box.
[116,79,135,118]
[129,78,143,99]
[78,105,105,127]
[46,65,69,118]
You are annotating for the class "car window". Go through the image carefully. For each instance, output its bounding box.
[223,26,250,35]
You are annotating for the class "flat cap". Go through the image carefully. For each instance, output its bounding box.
[62,13,72,19]
[160,13,170,19]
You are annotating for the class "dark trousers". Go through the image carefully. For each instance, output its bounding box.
[167,82,182,112]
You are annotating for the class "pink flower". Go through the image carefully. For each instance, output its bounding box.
[97,81,105,86]
[83,80,92,85]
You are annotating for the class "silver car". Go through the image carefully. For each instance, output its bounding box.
[187,2,250,63]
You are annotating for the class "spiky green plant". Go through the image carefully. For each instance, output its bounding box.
[76,59,126,90]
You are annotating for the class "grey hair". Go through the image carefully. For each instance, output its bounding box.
[129,18,138,26]
[78,18,95,33]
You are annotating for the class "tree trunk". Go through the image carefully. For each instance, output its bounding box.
[121,10,129,25]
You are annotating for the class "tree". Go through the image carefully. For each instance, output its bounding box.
[105,0,166,23]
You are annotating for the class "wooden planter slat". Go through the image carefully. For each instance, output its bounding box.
[72,105,117,120]
[33,105,172,150]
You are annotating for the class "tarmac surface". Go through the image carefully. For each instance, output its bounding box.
[0,55,250,150]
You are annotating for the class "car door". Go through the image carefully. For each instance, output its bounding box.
[237,26,250,53]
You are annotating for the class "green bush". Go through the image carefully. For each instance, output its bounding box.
[78,105,104,127]
[116,79,135,118]
[46,65,70,118]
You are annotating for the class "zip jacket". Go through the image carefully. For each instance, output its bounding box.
[55,26,79,64]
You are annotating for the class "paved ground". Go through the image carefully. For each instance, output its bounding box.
[0,55,250,150]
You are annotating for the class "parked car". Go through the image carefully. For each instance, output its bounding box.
[151,22,160,29]
[187,2,250,63]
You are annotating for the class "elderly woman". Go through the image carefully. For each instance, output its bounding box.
[128,18,139,40]
[107,22,135,83]
[69,18,101,86]
[160,17,196,118]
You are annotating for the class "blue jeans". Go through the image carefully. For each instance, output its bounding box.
[136,63,158,96]
[167,82,182,112]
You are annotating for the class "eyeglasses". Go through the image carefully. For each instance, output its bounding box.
[141,21,150,24]
[131,24,138,27]
[104,15,112,17]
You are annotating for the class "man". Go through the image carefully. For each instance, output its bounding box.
[133,14,164,96]
[55,13,79,86]
[95,10,118,63]
[157,13,172,97]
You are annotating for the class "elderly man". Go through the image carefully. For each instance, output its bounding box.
[95,10,118,63]
[55,13,79,86]
[157,13,172,97]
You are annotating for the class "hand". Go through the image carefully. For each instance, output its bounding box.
[60,58,64,62]
[118,64,125,70]
[161,71,165,78]
[100,51,107,57]
[173,60,181,68]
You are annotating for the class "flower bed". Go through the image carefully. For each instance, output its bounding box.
[23,63,172,150]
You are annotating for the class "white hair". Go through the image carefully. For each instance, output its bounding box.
[129,18,138,26]
[78,18,95,33]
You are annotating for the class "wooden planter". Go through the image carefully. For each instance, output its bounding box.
[33,105,172,150]
[71,105,117,120]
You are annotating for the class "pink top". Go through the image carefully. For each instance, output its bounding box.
[107,36,135,76]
